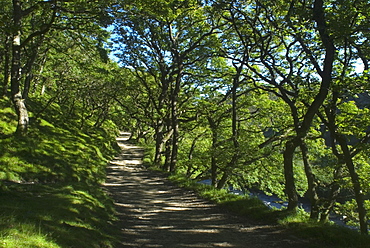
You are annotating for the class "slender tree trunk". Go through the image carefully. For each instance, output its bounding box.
[283,139,299,211]
[319,168,342,223]
[217,72,241,190]
[211,157,217,187]
[336,135,368,235]
[217,152,239,190]
[208,117,218,187]
[163,138,172,171]
[321,91,366,231]
[169,70,182,172]
[217,171,229,190]
[2,36,11,97]
[188,133,203,160]
[22,40,43,100]
[156,126,173,167]
[186,133,203,176]
[154,123,164,164]
[281,0,335,212]
[317,87,344,223]
[300,141,320,220]
[11,0,29,136]
[170,117,179,172]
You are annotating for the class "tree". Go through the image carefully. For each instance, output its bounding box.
[317,80,370,233]
[300,0,370,233]
[218,0,336,212]
[5,0,112,136]
[0,1,12,97]
[33,28,126,132]
[113,0,223,171]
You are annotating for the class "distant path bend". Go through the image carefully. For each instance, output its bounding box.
[103,132,309,248]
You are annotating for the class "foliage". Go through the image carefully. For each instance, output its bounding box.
[1,0,370,244]
[0,92,121,247]
[107,0,370,232]
[167,173,272,221]
[335,199,370,229]
[285,220,370,248]
[0,183,119,248]
[0,99,119,184]
[166,169,370,248]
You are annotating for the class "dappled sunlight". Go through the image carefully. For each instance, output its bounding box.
[170,228,221,233]
[109,135,144,168]
[0,183,117,248]
[102,182,126,186]
[103,134,309,247]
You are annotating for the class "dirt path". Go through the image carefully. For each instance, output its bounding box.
[103,133,311,248]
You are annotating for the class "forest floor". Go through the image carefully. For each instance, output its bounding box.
[102,133,315,248]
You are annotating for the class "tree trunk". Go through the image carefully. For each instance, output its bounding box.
[163,138,172,172]
[22,41,43,100]
[283,139,299,211]
[157,126,173,167]
[154,123,164,164]
[300,141,320,220]
[217,170,229,190]
[319,171,341,223]
[12,93,29,136]
[2,36,11,97]
[208,117,219,187]
[222,68,241,188]
[186,133,203,176]
[169,68,182,172]
[210,156,217,187]
[170,116,179,172]
[336,135,368,235]
[11,0,29,136]
[281,0,335,212]
[217,152,239,190]
[188,133,203,160]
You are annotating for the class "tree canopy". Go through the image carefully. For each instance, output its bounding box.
[1,0,370,235]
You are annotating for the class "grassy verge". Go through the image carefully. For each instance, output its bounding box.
[0,183,119,248]
[166,172,370,248]
[0,97,121,247]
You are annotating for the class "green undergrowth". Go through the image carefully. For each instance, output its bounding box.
[0,98,120,185]
[166,171,370,248]
[167,173,272,221]
[0,97,122,247]
[0,183,119,248]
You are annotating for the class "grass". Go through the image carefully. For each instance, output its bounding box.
[167,172,277,223]
[167,173,273,220]
[0,97,122,247]
[1,221,59,248]
[2,93,369,247]
[0,183,119,248]
[166,171,370,248]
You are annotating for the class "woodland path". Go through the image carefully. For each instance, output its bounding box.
[103,132,313,248]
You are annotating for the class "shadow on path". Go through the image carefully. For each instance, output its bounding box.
[103,133,309,247]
